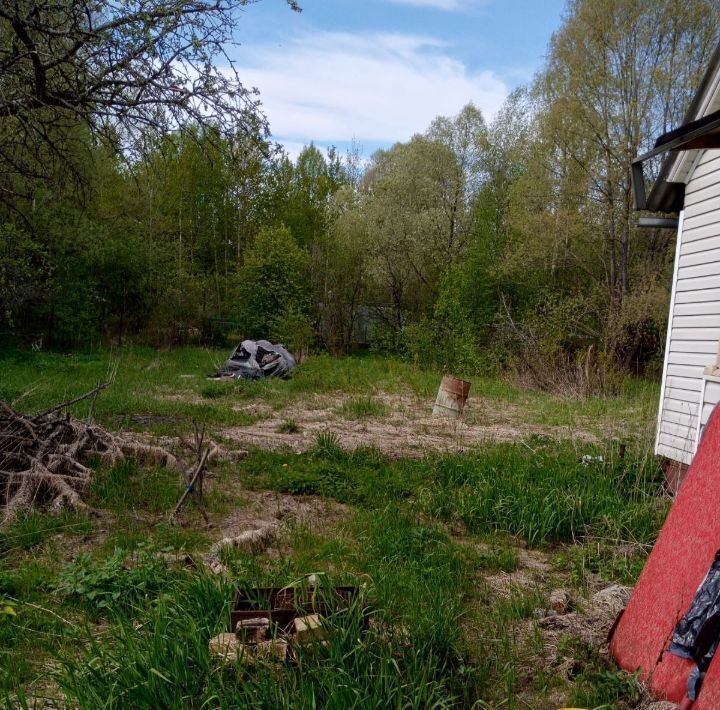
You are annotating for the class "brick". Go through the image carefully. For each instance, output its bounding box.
[548,589,571,613]
[208,633,243,663]
[235,617,269,644]
[293,614,326,644]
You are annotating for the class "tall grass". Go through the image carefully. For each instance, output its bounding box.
[237,438,667,548]
[0,348,656,439]
[46,507,475,708]
[414,441,666,547]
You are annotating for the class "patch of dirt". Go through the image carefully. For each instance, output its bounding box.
[220,392,598,457]
[214,490,350,541]
[114,413,184,428]
[482,549,556,599]
[462,534,637,707]
[520,584,633,702]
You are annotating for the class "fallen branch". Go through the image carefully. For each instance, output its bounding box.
[36,382,110,418]
[0,397,181,524]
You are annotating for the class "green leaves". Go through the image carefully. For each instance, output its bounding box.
[56,545,176,616]
[0,599,17,620]
[236,224,313,346]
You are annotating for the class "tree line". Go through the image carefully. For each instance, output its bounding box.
[1,0,719,390]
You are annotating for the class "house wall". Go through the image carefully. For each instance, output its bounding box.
[657,148,720,464]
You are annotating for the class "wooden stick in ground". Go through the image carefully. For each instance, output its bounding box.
[87,380,104,426]
[193,478,210,524]
[169,448,210,523]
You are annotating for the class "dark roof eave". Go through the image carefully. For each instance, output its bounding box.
[633,41,720,215]
[632,108,720,213]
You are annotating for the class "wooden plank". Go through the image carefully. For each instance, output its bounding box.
[676,261,720,281]
[668,339,719,354]
[689,153,720,180]
[662,397,699,415]
[685,176,720,204]
[681,229,720,254]
[666,351,716,367]
[671,314,720,329]
[657,431,697,455]
[680,245,720,267]
[659,420,695,440]
[666,363,707,379]
[669,327,720,341]
[679,245,720,270]
[674,301,720,317]
[665,375,703,392]
[665,387,702,404]
[705,379,720,404]
[662,408,698,428]
[676,276,720,293]
[682,208,720,233]
[701,401,717,427]
[675,287,720,304]
[656,442,692,465]
[662,397,698,415]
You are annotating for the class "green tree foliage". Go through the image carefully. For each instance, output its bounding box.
[0,224,45,330]
[316,185,370,354]
[362,134,470,328]
[0,0,300,204]
[1,0,719,387]
[237,225,313,350]
[504,0,720,375]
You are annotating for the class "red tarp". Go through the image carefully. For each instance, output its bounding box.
[610,405,720,705]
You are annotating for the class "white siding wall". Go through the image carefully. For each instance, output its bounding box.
[657,149,720,464]
[699,378,720,435]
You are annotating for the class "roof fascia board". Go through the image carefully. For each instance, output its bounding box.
[634,111,720,164]
[667,55,720,184]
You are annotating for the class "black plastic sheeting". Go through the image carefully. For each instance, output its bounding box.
[214,340,296,380]
[669,550,720,699]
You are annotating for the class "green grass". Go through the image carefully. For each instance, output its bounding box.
[32,507,477,709]
[0,347,665,708]
[234,437,666,547]
[337,396,388,420]
[472,546,520,573]
[88,459,184,514]
[413,440,666,547]
[0,511,92,555]
[0,347,658,439]
[277,419,301,433]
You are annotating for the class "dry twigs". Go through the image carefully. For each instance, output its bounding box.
[170,422,214,525]
[0,387,180,524]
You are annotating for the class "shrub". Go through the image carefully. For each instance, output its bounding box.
[237,225,312,340]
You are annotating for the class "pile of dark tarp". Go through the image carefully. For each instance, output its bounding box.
[669,550,720,701]
[213,340,296,380]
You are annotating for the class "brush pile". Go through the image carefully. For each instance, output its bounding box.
[0,389,180,523]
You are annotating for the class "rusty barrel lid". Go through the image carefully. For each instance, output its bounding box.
[440,376,471,399]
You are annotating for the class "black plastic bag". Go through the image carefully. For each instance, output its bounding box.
[670,550,720,670]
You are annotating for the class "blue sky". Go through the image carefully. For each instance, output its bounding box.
[231,0,567,159]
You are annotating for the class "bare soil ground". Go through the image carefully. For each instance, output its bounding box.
[222,393,599,456]
[213,490,350,537]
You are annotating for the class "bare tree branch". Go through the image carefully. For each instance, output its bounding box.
[0,0,301,200]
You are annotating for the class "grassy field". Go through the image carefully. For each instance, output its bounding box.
[0,348,665,708]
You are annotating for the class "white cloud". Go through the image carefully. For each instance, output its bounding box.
[232,30,508,150]
[386,0,468,10]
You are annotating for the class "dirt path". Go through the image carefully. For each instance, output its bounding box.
[221,393,598,457]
